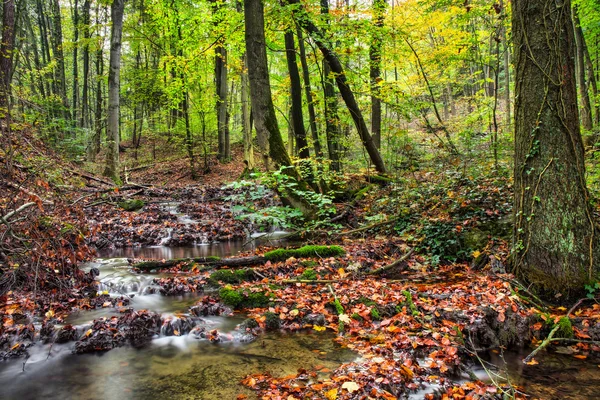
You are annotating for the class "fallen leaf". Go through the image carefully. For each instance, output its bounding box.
[341,381,360,393]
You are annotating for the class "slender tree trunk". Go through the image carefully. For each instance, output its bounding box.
[320,0,342,172]
[573,5,593,131]
[240,55,254,170]
[89,5,104,161]
[512,0,598,296]
[212,0,230,162]
[50,0,70,122]
[369,0,385,150]
[72,0,80,126]
[501,0,511,129]
[296,27,322,160]
[104,0,124,183]
[289,0,386,174]
[584,44,599,126]
[81,0,90,128]
[284,29,310,160]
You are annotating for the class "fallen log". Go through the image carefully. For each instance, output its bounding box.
[132,256,267,271]
[367,248,414,275]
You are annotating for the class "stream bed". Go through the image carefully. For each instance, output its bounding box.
[1,239,599,399]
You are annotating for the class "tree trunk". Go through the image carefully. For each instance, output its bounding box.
[500,0,510,129]
[296,27,322,160]
[244,0,315,217]
[50,0,70,122]
[320,0,342,172]
[72,0,80,126]
[0,0,15,111]
[573,5,593,131]
[241,55,254,170]
[369,0,385,150]
[88,5,104,162]
[289,0,386,174]
[81,0,91,128]
[512,0,598,297]
[284,29,309,159]
[104,0,124,183]
[212,0,230,162]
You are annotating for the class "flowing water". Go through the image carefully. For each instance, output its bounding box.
[0,240,356,400]
[1,231,599,399]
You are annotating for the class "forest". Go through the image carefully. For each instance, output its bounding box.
[0,0,600,398]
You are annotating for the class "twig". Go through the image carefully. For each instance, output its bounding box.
[367,248,414,275]
[1,202,36,226]
[523,298,586,363]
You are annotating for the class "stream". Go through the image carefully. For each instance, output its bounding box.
[0,241,356,400]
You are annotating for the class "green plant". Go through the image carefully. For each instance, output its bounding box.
[264,245,345,262]
[300,268,318,280]
[585,282,600,299]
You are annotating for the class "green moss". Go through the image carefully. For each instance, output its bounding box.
[557,316,574,338]
[357,296,376,307]
[299,260,318,268]
[264,245,345,262]
[118,199,145,211]
[402,290,419,316]
[208,269,254,285]
[333,299,345,315]
[264,312,281,331]
[351,313,363,321]
[219,286,271,309]
[370,307,381,320]
[300,268,318,280]
[219,286,243,308]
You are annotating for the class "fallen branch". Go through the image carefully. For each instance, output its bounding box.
[367,247,414,275]
[1,202,36,226]
[132,256,267,271]
[523,298,586,363]
[68,169,115,186]
[335,216,400,236]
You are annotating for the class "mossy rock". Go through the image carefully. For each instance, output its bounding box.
[264,245,345,262]
[218,286,271,309]
[118,199,145,211]
[239,318,259,331]
[208,269,255,286]
[264,312,281,331]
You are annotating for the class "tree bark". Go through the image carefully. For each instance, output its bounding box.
[573,5,593,131]
[50,0,70,122]
[244,0,315,217]
[81,0,91,128]
[369,0,385,150]
[104,0,124,183]
[284,29,309,159]
[289,0,386,174]
[72,0,80,126]
[296,27,322,160]
[320,0,342,172]
[212,0,230,162]
[0,0,15,111]
[512,0,598,297]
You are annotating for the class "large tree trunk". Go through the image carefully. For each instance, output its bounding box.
[104,0,124,183]
[244,0,315,217]
[369,0,385,150]
[288,0,386,174]
[512,0,598,297]
[88,5,104,162]
[573,5,593,131]
[72,0,80,126]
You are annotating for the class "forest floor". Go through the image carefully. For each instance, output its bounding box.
[1,134,600,399]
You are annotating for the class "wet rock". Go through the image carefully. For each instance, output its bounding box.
[190,298,233,317]
[238,318,259,332]
[160,316,197,336]
[55,325,79,344]
[74,310,161,354]
[303,313,326,327]
[264,312,281,331]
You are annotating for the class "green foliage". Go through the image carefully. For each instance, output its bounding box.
[556,317,574,339]
[264,312,281,331]
[417,220,468,264]
[219,286,243,308]
[584,282,600,299]
[333,299,345,315]
[402,290,419,316]
[264,245,345,262]
[370,307,382,320]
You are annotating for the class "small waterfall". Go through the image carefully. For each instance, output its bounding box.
[159,228,173,245]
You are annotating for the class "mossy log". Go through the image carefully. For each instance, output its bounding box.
[131,245,345,271]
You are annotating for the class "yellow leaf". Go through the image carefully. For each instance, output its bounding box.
[45,309,54,319]
[85,328,93,337]
[338,268,347,277]
[525,358,539,365]
[290,309,299,317]
[472,250,481,259]
[313,325,326,332]
[341,381,360,393]
[325,388,338,400]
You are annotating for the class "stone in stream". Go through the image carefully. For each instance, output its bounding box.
[190,299,233,317]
